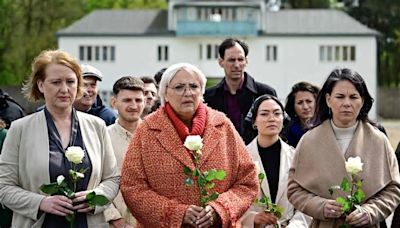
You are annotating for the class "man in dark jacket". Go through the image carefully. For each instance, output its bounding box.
[74,64,117,125]
[0,89,25,129]
[204,38,276,144]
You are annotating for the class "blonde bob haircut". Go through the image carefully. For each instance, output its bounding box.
[158,63,207,106]
[23,50,84,102]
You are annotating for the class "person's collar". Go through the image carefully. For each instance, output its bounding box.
[223,77,244,93]
[243,72,258,93]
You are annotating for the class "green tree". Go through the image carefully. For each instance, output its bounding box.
[345,0,400,87]
[282,0,330,8]
[0,0,167,86]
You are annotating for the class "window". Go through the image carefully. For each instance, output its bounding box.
[319,45,356,62]
[95,46,100,61]
[78,45,116,62]
[157,45,169,61]
[199,43,219,60]
[266,45,277,61]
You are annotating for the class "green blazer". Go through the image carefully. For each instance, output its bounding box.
[0,110,120,228]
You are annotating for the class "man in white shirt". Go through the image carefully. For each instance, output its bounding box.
[104,76,145,228]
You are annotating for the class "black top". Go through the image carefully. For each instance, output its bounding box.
[258,139,281,203]
[204,72,276,144]
[42,108,92,228]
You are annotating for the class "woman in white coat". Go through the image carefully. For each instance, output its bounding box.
[240,95,310,228]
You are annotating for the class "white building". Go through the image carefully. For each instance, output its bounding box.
[57,0,379,118]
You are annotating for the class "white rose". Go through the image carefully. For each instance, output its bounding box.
[345,156,363,175]
[184,135,203,151]
[254,161,261,174]
[57,175,65,185]
[76,172,85,179]
[65,146,85,164]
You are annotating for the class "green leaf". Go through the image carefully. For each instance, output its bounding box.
[193,168,200,177]
[274,206,284,219]
[205,169,217,181]
[62,187,75,199]
[197,176,206,187]
[207,192,219,201]
[184,177,193,186]
[354,189,365,204]
[342,201,351,214]
[206,182,215,190]
[87,194,109,206]
[183,167,191,175]
[86,191,95,200]
[356,179,363,188]
[39,183,59,195]
[341,177,350,192]
[258,173,265,181]
[336,196,347,206]
[215,170,226,181]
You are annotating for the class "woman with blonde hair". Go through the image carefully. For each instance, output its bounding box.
[0,50,119,227]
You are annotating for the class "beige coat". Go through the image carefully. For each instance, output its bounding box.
[104,121,136,225]
[240,138,311,228]
[287,120,400,228]
[0,110,120,228]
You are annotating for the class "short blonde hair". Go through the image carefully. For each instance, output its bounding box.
[158,63,207,106]
[23,50,84,102]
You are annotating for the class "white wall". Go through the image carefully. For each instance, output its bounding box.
[59,35,377,119]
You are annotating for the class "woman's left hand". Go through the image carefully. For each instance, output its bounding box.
[72,191,93,213]
[195,205,219,228]
[346,208,370,227]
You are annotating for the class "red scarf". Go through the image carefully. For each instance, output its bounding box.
[164,102,207,142]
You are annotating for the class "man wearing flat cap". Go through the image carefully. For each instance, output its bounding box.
[74,64,117,125]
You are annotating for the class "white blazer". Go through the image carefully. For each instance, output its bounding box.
[0,110,120,228]
[240,138,311,228]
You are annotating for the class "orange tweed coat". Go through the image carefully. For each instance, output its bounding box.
[120,106,258,228]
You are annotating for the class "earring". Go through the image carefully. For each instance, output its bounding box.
[328,108,332,116]
[252,124,257,130]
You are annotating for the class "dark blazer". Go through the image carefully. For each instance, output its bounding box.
[204,72,276,144]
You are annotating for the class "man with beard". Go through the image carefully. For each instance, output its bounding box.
[73,64,117,125]
[104,76,145,228]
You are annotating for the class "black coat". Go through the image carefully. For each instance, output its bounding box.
[204,72,276,144]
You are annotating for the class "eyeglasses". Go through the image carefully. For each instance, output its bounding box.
[167,83,201,95]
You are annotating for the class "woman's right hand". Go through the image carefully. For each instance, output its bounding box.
[323,200,343,219]
[39,195,74,216]
[254,211,278,226]
[183,205,203,227]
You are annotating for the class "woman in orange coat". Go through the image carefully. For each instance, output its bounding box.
[121,63,258,227]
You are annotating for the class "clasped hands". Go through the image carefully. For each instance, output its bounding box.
[39,190,93,216]
[323,200,370,227]
[183,205,218,228]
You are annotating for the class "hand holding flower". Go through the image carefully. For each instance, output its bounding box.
[323,200,343,219]
[346,207,370,227]
[254,211,278,226]
[40,146,109,227]
[329,156,365,228]
[39,195,74,216]
[72,191,93,213]
[195,205,218,227]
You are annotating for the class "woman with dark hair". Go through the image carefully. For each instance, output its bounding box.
[287,68,400,227]
[240,95,310,227]
[283,82,320,147]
